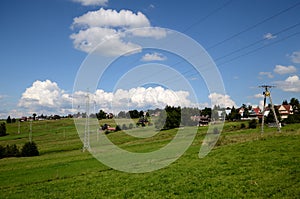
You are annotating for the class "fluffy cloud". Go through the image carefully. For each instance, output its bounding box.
[91,86,193,112]
[289,51,300,64]
[259,71,274,78]
[208,93,237,108]
[275,75,300,92]
[274,65,297,75]
[263,33,277,40]
[73,0,108,6]
[70,27,141,56]
[72,8,150,29]
[70,8,166,56]
[141,52,167,62]
[18,80,72,114]
[18,80,199,115]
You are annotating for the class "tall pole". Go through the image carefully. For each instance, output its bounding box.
[83,90,90,151]
[261,94,267,133]
[259,85,281,133]
[18,120,20,134]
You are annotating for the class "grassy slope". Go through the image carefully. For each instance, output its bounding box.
[0,119,299,198]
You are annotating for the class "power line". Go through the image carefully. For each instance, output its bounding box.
[182,0,234,33]
[121,2,300,88]
[206,1,300,50]
[118,1,235,88]
[217,31,300,66]
[160,29,300,85]
[214,22,300,63]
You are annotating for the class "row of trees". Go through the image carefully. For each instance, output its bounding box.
[0,141,39,159]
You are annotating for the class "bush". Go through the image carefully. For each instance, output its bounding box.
[115,125,121,132]
[21,142,39,157]
[284,114,300,124]
[240,123,246,129]
[5,144,20,157]
[0,145,5,159]
[248,119,257,129]
[128,123,134,129]
[0,122,7,136]
[122,124,128,130]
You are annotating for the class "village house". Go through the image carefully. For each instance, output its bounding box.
[276,105,293,119]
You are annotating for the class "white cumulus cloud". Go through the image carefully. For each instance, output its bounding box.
[72,8,150,29]
[274,65,297,75]
[18,80,198,115]
[18,80,72,115]
[70,8,166,56]
[208,93,237,108]
[141,52,167,62]
[288,51,300,64]
[72,0,108,6]
[275,75,300,92]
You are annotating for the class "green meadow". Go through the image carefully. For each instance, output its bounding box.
[0,119,299,198]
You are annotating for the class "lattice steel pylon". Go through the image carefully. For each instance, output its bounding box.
[83,91,91,151]
[259,85,281,133]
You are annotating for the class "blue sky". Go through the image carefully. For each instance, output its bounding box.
[1,0,300,118]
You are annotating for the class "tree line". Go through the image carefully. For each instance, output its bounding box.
[0,141,39,159]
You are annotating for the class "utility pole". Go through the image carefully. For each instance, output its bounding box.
[83,90,90,151]
[18,120,20,134]
[259,85,281,133]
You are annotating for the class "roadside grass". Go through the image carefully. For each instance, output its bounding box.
[0,119,299,198]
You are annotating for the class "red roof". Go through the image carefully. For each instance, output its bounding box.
[252,107,261,114]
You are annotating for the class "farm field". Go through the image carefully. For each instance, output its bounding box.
[0,119,299,198]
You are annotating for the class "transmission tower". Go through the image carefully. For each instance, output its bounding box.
[259,85,281,133]
[83,90,91,151]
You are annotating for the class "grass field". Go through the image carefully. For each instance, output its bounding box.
[0,119,299,198]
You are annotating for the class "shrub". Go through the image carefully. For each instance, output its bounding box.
[115,125,121,132]
[21,142,39,157]
[128,123,134,129]
[240,123,246,129]
[0,145,5,159]
[0,122,7,136]
[122,124,127,130]
[248,119,257,129]
[284,114,300,124]
[5,144,20,157]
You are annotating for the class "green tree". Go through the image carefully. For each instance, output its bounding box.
[5,144,20,157]
[155,106,181,130]
[139,110,144,118]
[21,141,39,157]
[118,111,126,118]
[32,113,37,121]
[289,97,299,113]
[6,116,11,123]
[266,106,281,123]
[0,122,6,136]
[228,106,241,121]
[201,107,211,117]
[96,110,107,120]
[129,110,139,118]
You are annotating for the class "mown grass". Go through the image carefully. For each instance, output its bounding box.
[0,119,299,198]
